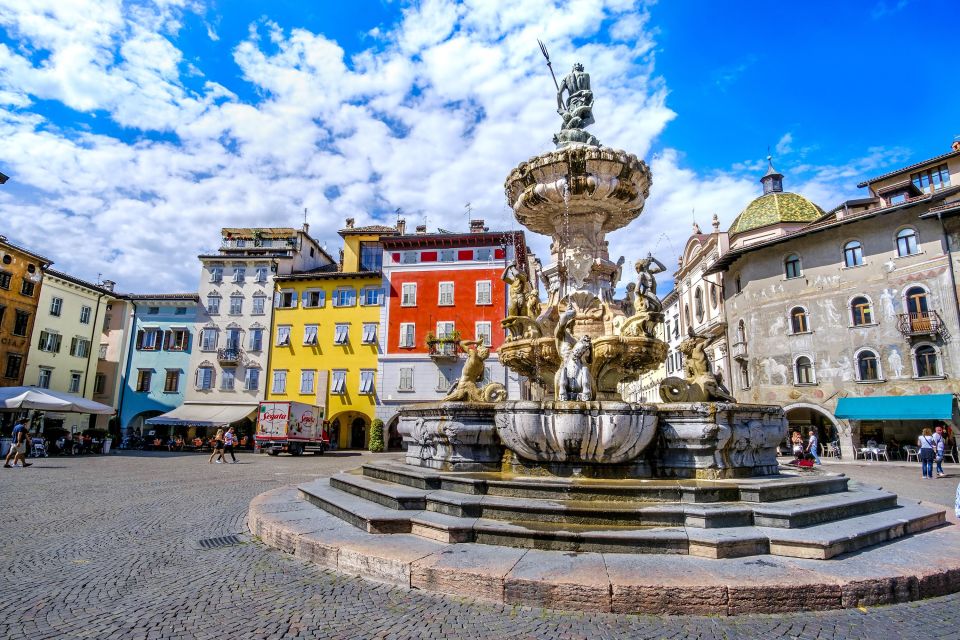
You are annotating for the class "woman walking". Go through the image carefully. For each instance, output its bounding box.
[223,427,238,464]
[918,428,937,479]
[208,428,226,464]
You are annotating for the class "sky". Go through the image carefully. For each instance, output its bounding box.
[1,0,957,293]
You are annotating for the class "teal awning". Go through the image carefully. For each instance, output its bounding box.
[835,394,956,420]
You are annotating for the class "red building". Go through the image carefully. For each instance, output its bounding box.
[376,220,528,434]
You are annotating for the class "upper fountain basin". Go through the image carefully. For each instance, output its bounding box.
[505,145,652,236]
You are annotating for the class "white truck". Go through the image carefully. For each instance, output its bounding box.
[255,401,328,456]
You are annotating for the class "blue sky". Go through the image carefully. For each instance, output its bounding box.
[0,0,957,292]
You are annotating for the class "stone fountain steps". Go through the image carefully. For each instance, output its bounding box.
[297,478,944,559]
[360,461,851,504]
[330,471,900,530]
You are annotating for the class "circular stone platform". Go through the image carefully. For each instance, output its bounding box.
[249,480,960,615]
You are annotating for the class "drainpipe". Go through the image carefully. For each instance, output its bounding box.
[82,293,106,397]
[117,300,138,434]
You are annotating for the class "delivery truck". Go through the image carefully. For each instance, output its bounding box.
[255,401,328,456]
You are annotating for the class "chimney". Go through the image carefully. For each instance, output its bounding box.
[302,222,310,235]
[101,279,116,292]
[416,224,427,234]
[396,218,406,235]
[470,218,486,233]
[953,140,960,152]
[345,217,355,229]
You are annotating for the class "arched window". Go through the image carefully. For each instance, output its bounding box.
[905,286,931,332]
[790,307,809,333]
[896,228,919,257]
[739,361,750,390]
[694,288,704,322]
[843,240,864,267]
[795,356,814,384]
[856,349,880,381]
[735,274,742,294]
[915,345,940,378]
[851,296,873,326]
[784,254,801,279]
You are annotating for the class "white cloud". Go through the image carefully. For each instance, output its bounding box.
[775,132,793,156]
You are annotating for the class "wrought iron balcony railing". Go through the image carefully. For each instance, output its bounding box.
[897,311,949,340]
[217,347,242,363]
[427,340,459,360]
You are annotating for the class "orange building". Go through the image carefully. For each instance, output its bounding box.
[0,235,52,389]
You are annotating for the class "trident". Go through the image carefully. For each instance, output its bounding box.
[537,39,560,92]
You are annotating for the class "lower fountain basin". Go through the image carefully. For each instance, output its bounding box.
[495,400,657,465]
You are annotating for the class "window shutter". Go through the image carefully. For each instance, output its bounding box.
[53,334,62,353]
[70,337,78,355]
[163,330,172,350]
[274,292,281,308]
[136,330,144,349]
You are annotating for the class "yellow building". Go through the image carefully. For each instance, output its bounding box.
[266,220,397,449]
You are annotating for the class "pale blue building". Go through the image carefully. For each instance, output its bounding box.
[118,294,200,435]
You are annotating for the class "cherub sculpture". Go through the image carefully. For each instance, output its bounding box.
[554,307,594,401]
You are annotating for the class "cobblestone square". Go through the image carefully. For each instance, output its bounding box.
[1,451,957,639]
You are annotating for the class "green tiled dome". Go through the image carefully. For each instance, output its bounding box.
[729,191,824,236]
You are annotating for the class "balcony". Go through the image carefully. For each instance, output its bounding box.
[731,340,748,361]
[897,311,950,341]
[427,339,460,360]
[217,347,242,364]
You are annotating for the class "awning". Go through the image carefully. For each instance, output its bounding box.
[835,394,956,421]
[145,403,257,427]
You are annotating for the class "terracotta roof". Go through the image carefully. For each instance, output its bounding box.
[45,269,121,297]
[0,236,54,265]
[729,191,825,236]
[857,148,960,188]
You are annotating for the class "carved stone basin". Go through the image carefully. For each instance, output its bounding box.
[495,400,657,464]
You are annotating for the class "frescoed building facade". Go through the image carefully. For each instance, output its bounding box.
[118,294,200,435]
[0,236,50,394]
[376,221,526,440]
[267,219,398,449]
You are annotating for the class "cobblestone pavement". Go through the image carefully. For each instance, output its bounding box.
[1,451,958,640]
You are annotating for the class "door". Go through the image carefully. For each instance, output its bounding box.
[350,417,367,449]
[906,287,930,331]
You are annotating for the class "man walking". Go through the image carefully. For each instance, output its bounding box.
[223,426,238,464]
[806,428,821,465]
[4,419,33,468]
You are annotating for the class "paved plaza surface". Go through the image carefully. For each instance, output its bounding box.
[1,451,958,640]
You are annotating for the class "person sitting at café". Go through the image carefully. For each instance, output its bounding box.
[791,431,804,460]
[82,433,93,454]
[173,435,184,451]
[193,436,203,450]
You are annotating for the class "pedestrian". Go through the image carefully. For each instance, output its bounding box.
[4,420,33,468]
[918,428,937,479]
[223,426,238,464]
[806,428,821,465]
[208,428,226,464]
[933,424,947,478]
[791,431,803,460]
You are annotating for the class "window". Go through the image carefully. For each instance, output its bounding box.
[402,251,418,264]
[69,372,81,394]
[735,274,742,294]
[50,297,63,316]
[13,310,30,336]
[80,305,91,324]
[229,295,243,315]
[334,323,350,345]
[784,255,801,279]
[915,345,940,378]
[400,282,417,306]
[856,350,881,381]
[99,344,108,359]
[359,370,375,394]
[200,328,218,351]
[439,282,454,306]
[303,290,325,308]
[19,279,35,297]
[103,313,112,332]
[851,296,873,326]
[476,281,492,305]
[255,266,269,283]
[38,331,62,353]
[167,329,189,351]
[437,368,451,392]
[4,354,23,379]
[245,368,260,391]
[93,372,107,394]
[436,321,455,339]
[249,328,264,351]
[210,267,223,283]
[843,241,864,267]
[331,370,346,394]
[276,325,291,346]
[193,367,211,390]
[147,306,159,315]
[300,370,315,394]
[399,323,415,347]
[225,328,241,350]
[175,307,187,315]
[684,304,691,326]
[439,249,455,262]
[359,242,383,271]
[398,367,414,392]
[252,295,266,315]
[739,361,750,390]
[475,321,492,347]
[475,248,493,261]
[303,324,319,346]
[694,288,704,323]
[138,328,162,351]
[136,369,153,392]
[790,307,809,334]
[709,283,718,308]
[911,164,951,194]
[38,368,52,389]
[0,271,9,289]
[206,294,220,315]
[896,228,919,257]
[333,288,356,307]
[70,337,90,358]
[794,356,815,384]
[233,267,246,283]
[277,290,297,308]
[362,323,377,344]
[164,369,180,393]
[905,286,930,332]
[272,370,287,394]
[361,287,382,306]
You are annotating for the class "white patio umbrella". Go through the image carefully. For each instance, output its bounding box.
[0,387,115,414]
